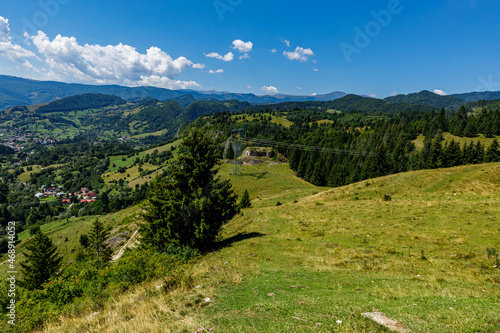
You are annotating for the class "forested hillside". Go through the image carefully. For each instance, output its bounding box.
[36,93,126,113]
[192,106,500,187]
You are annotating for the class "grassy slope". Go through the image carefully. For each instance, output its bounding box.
[39,162,499,333]
[0,206,141,280]
[413,133,500,150]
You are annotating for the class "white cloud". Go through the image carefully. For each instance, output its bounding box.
[208,69,224,74]
[26,30,199,89]
[192,63,206,69]
[137,76,200,89]
[282,38,291,47]
[232,39,253,53]
[283,46,315,62]
[270,48,277,53]
[313,68,319,72]
[246,85,252,89]
[369,94,377,98]
[205,51,234,62]
[260,85,279,94]
[232,39,253,60]
[0,16,38,70]
[390,91,397,97]
[296,86,302,90]
[0,16,9,42]
[434,89,448,96]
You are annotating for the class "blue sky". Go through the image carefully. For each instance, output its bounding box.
[0,0,499,97]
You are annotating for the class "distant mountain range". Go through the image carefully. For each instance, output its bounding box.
[0,75,348,110]
[1,75,500,111]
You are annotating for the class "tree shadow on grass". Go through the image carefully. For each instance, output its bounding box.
[214,232,265,251]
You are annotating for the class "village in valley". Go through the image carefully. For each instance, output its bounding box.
[34,186,98,204]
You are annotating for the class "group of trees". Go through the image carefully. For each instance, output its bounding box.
[19,219,111,291]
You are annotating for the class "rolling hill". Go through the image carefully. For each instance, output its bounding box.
[384,90,466,109]
[4,162,498,332]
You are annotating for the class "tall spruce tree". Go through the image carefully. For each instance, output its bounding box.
[87,219,112,267]
[485,139,500,162]
[143,128,238,250]
[20,231,62,290]
[238,189,252,209]
[225,143,235,160]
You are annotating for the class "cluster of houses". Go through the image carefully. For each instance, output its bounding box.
[0,126,61,154]
[34,186,98,204]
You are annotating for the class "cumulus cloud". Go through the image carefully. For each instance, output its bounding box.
[434,89,448,96]
[313,68,319,72]
[25,30,200,89]
[282,38,291,47]
[205,51,234,62]
[270,48,277,53]
[260,85,279,94]
[192,63,206,69]
[390,91,398,97]
[0,16,9,42]
[283,46,314,62]
[231,39,253,60]
[0,16,38,69]
[232,39,253,53]
[209,69,224,74]
[137,76,200,89]
[369,94,377,98]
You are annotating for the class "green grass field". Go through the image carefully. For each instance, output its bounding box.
[26,162,499,333]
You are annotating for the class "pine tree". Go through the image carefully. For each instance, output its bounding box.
[143,128,238,250]
[225,143,235,160]
[485,139,500,162]
[238,190,251,209]
[20,231,62,290]
[87,219,112,266]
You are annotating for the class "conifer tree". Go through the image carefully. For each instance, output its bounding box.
[225,143,235,160]
[20,231,62,290]
[87,219,112,266]
[143,128,238,250]
[485,139,500,162]
[238,190,251,209]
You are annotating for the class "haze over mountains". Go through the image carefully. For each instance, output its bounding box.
[1,75,500,111]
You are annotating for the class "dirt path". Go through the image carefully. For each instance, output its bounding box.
[112,228,139,262]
